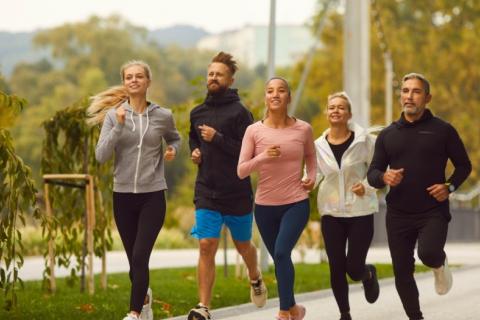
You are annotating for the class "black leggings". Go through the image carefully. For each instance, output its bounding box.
[113,190,166,313]
[321,214,374,313]
[386,209,448,320]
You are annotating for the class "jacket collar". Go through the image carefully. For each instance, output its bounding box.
[121,100,158,114]
[395,108,433,128]
[204,88,240,106]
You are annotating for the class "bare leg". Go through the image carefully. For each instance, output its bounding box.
[234,240,260,280]
[198,238,220,306]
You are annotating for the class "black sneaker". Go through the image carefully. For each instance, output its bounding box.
[339,312,352,320]
[187,304,212,320]
[362,264,379,303]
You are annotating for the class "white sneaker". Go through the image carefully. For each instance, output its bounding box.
[433,256,453,295]
[250,277,268,308]
[187,303,212,320]
[123,313,139,320]
[140,287,153,320]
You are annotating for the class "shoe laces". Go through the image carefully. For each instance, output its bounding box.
[252,279,264,295]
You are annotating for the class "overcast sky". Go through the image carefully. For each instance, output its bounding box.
[1,0,318,33]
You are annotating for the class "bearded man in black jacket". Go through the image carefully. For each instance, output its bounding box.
[187,52,267,320]
[367,73,472,320]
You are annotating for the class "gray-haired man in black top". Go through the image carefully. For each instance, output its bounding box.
[367,73,471,320]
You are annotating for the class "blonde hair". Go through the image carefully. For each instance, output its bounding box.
[120,60,152,81]
[86,60,152,126]
[327,91,352,114]
[86,86,128,126]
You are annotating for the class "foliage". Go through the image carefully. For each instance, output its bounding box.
[0,263,425,319]
[289,0,480,187]
[0,73,10,94]
[7,15,253,194]
[41,99,113,290]
[0,92,39,310]
[0,92,27,129]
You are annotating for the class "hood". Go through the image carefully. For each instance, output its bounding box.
[204,88,241,106]
[318,121,369,142]
[121,100,160,113]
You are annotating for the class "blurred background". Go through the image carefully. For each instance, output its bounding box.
[1,0,479,254]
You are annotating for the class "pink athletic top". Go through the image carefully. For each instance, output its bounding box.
[237,119,316,205]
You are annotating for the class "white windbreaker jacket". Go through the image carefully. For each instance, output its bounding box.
[314,122,379,217]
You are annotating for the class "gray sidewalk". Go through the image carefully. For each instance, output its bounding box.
[18,242,480,281]
[17,242,480,319]
[167,265,480,320]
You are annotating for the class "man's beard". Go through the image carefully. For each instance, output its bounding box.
[207,81,228,95]
[402,104,421,115]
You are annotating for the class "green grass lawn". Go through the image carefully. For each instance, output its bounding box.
[0,263,429,319]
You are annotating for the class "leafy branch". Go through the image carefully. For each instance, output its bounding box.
[0,91,39,310]
[41,98,113,291]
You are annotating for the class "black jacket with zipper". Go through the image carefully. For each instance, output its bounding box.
[189,88,254,215]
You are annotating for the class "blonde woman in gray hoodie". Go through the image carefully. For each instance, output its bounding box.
[89,60,181,320]
[314,92,379,320]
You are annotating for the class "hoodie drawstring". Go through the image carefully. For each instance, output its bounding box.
[130,111,136,132]
[128,109,149,148]
[137,110,149,149]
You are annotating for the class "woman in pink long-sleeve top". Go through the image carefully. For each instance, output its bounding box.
[237,77,316,320]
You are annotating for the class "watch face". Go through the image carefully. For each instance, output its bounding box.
[448,184,455,192]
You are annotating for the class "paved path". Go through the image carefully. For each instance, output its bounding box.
[18,242,480,281]
[15,242,480,319]
[169,265,480,320]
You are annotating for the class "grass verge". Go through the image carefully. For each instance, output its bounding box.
[0,263,429,319]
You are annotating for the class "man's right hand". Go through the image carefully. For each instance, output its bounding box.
[383,168,404,187]
[116,106,126,124]
[191,148,202,164]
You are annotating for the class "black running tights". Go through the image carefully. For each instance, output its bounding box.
[113,190,166,313]
[321,214,374,314]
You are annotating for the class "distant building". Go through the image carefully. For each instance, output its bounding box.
[196,25,317,68]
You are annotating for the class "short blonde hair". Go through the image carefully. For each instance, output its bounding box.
[327,91,352,113]
[120,60,152,81]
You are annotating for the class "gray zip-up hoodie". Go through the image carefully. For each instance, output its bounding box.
[95,101,181,193]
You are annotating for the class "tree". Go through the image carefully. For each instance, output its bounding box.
[0,72,10,94]
[288,0,480,186]
[0,92,38,310]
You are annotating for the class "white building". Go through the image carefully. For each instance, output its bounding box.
[197,25,316,68]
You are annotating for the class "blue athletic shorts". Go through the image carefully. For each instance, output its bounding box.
[191,209,253,241]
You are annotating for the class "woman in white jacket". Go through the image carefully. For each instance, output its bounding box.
[315,92,379,320]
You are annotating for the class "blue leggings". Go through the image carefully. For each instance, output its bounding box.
[254,199,309,311]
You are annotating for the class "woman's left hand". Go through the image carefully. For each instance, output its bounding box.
[351,182,365,196]
[164,146,176,161]
[301,178,315,191]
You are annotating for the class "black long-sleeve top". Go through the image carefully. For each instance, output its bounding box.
[189,88,254,214]
[367,109,472,214]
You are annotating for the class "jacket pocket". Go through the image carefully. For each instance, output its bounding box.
[113,158,135,184]
[136,156,156,184]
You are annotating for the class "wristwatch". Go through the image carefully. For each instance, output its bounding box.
[445,182,455,193]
